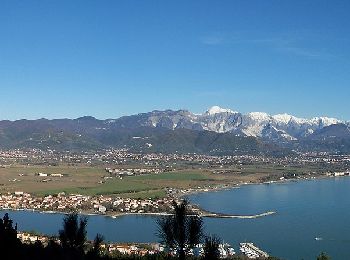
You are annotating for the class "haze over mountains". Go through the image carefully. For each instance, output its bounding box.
[0,106,349,154]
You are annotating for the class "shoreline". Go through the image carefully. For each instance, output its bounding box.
[0,207,276,220]
[179,173,347,198]
[1,174,347,220]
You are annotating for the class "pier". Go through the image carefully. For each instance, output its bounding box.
[112,210,276,219]
[198,210,276,219]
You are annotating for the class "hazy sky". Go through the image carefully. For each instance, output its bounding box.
[1,1,350,120]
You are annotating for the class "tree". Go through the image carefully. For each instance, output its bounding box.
[317,252,331,260]
[87,233,104,259]
[157,199,203,260]
[0,213,21,258]
[202,235,221,260]
[59,213,87,252]
[44,239,64,260]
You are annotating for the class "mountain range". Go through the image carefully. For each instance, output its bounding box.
[113,106,346,141]
[0,106,349,154]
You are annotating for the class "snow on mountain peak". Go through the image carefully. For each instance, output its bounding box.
[248,112,270,121]
[133,107,346,141]
[205,106,236,115]
[273,113,312,125]
[272,113,293,124]
[311,117,341,126]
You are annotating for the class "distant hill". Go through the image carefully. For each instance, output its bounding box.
[0,118,277,155]
[0,107,349,154]
[299,124,350,153]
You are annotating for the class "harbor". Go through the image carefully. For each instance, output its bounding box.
[240,243,269,259]
[18,230,272,259]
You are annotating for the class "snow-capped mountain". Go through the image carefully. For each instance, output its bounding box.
[205,106,237,115]
[0,106,348,154]
[111,106,344,142]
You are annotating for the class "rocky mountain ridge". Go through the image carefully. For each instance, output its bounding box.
[0,106,349,154]
[110,106,346,142]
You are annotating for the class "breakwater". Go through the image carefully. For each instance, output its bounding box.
[199,210,276,219]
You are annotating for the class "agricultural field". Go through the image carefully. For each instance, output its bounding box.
[0,162,328,199]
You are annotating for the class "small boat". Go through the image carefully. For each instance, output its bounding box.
[315,237,323,241]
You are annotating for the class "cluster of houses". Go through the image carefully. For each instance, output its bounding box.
[107,243,160,256]
[17,232,49,244]
[16,232,158,256]
[102,243,237,258]
[37,172,64,177]
[1,148,350,174]
[326,171,350,177]
[18,230,275,259]
[17,231,238,259]
[105,167,164,177]
[0,192,174,215]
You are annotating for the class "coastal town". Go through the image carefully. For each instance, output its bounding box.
[0,148,349,217]
[17,231,271,259]
[0,191,175,215]
[1,148,350,170]
[0,148,349,259]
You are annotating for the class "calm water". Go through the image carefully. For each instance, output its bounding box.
[1,177,350,260]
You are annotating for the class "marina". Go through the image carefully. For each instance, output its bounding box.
[240,243,269,259]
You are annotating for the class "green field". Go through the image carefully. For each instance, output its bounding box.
[35,171,213,197]
[0,166,218,198]
[0,163,328,199]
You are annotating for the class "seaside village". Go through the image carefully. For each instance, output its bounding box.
[0,191,174,215]
[16,231,268,259]
[0,192,271,258]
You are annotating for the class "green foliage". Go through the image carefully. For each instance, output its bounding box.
[202,235,221,260]
[86,233,105,259]
[59,213,88,251]
[0,213,21,258]
[157,200,203,260]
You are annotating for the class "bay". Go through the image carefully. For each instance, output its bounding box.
[188,177,350,260]
[1,177,350,259]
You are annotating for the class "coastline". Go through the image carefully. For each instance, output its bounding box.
[1,174,347,220]
[0,206,276,220]
[179,173,345,198]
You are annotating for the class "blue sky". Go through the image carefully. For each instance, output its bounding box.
[1,0,350,120]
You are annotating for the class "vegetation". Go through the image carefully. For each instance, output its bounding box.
[0,118,270,154]
[59,214,87,252]
[0,213,21,259]
[0,162,333,198]
[157,200,203,260]
[202,235,221,260]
